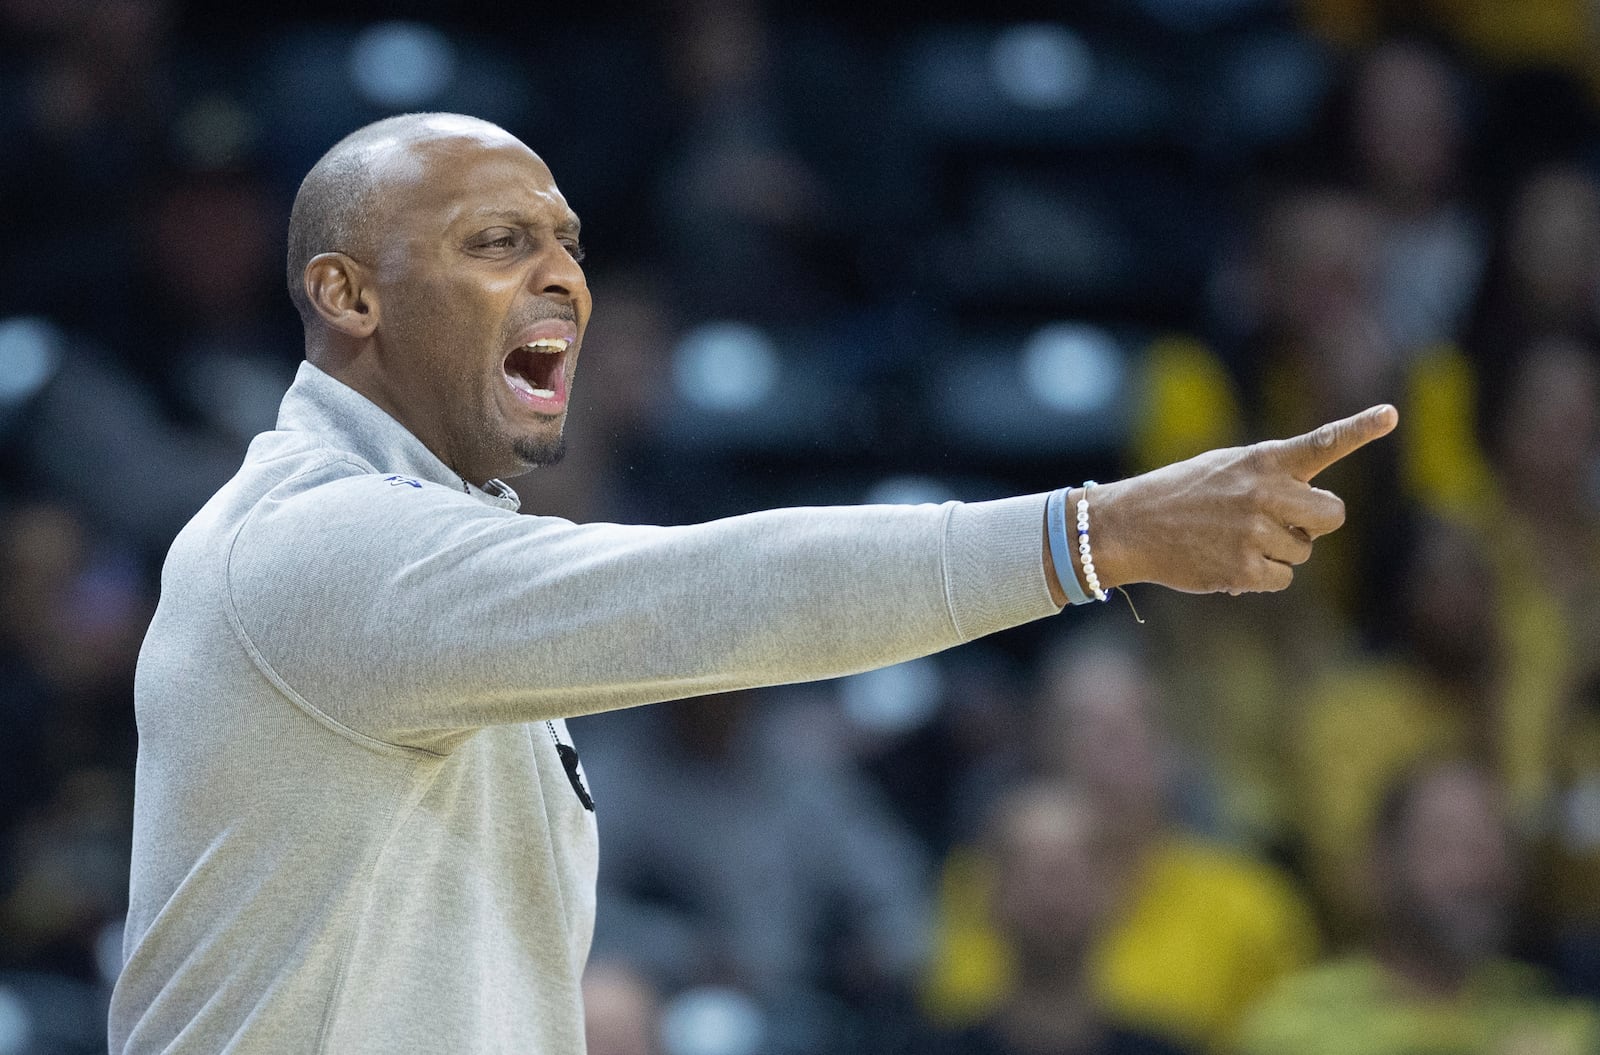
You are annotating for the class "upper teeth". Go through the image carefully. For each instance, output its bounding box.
[523,338,569,352]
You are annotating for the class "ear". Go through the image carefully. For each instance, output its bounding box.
[304,252,380,338]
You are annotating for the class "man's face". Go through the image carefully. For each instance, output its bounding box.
[992,792,1114,973]
[362,123,591,483]
[1389,769,1515,966]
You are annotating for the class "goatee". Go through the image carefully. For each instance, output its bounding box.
[512,435,568,468]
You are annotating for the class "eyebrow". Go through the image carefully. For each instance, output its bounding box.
[466,207,582,236]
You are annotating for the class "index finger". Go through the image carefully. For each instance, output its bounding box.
[1257,404,1399,482]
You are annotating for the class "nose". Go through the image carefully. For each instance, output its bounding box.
[532,237,586,303]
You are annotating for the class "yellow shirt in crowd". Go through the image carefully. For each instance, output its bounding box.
[1236,956,1600,1055]
[924,833,1319,1051]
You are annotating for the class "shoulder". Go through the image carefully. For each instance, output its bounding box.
[1152,835,1312,917]
[240,460,519,555]
[223,457,527,611]
[1235,956,1385,1043]
[255,458,479,520]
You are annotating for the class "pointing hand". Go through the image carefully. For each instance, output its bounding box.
[1066,405,1398,596]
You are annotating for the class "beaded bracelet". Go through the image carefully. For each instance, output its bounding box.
[1076,481,1109,603]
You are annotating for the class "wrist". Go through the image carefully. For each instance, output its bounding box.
[1077,480,1136,590]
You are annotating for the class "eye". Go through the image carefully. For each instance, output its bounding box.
[564,241,587,263]
[473,228,519,251]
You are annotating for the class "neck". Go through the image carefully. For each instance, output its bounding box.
[1377,937,1473,1000]
[995,962,1101,1055]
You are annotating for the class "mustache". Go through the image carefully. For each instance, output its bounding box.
[513,303,577,328]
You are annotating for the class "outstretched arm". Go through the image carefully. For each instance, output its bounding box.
[226,406,1396,750]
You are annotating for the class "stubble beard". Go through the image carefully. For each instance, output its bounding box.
[512,431,568,469]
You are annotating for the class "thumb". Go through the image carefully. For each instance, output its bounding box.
[1257,404,1399,482]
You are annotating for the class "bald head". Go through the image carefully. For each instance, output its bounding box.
[281,112,589,484]
[285,112,522,328]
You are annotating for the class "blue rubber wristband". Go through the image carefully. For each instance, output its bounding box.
[1048,487,1092,606]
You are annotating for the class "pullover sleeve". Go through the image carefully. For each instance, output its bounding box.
[225,468,1059,751]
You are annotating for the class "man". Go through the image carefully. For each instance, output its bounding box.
[922,781,1193,1055]
[923,635,1318,1050]
[109,112,1395,1053]
[1237,760,1600,1055]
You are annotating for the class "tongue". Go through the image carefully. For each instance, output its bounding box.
[507,348,557,397]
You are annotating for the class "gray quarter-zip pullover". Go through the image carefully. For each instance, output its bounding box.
[110,361,1060,1054]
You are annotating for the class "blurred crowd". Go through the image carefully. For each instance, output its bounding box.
[3,0,1600,1053]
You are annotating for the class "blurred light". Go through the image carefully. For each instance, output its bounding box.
[0,986,31,1055]
[0,316,64,408]
[672,322,780,412]
[348,22,457,108]
[989,24,1094,110]
[864,476,956,506]
[660,986,765,1055]
[1020,323,1123,414]
[184,352,295,442]
[840,657,944,736]
[174,95,258,169]
[1562,777,1600,851]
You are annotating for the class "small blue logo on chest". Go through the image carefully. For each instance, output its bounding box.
[385,475,423,489]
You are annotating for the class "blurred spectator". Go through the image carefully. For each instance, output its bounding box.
[1475,338,1600,999]
[579,689,931,1050]
[11,335,245,557]
[1243,186,1404,622]
[1537,669,1600,1001]
[1237,760,1600,1055]
[1468,165,1600,373]
[0,0,174,334]
[1301,0,1600,99]
[0,504,147,807]
[918,781,1191,1055]
[652,0,846,322]
[0,767,131,981]
[585,960,663,1055]
[1289,510,1577,937]
[1484,339,1600,810]
[133,166,299,445]
[1481,335,1600,609]
[1395,173,1600,533]
[925,633,1318,1052]
[1348,41,1487,357]
[1248,188,1393,426]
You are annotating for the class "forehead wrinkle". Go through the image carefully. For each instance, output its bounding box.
[448,198,581,239]
[461,205,582,228]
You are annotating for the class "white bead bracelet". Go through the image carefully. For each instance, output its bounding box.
[1076,481,1108,603]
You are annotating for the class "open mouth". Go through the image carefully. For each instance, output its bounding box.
[502,337,568,407]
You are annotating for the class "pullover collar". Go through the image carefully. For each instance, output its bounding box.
[276,360,522,512]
